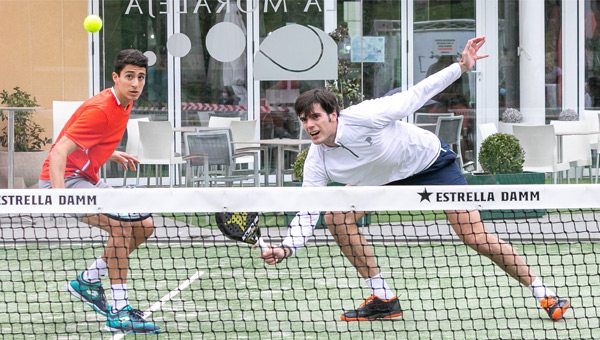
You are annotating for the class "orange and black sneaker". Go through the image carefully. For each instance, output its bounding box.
[540,296,570,321]
[340,295,402,321]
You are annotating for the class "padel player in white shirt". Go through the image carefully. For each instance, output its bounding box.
[260,37,570,322]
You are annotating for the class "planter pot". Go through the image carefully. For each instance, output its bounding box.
[0,150,48,188]
[497,122,513,134]
[464,172,546,220]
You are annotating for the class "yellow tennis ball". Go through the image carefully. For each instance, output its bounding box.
[83,15,102,33]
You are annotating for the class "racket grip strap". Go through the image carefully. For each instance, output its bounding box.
[257,237,269,252]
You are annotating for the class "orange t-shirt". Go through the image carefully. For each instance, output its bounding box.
[39,88,132,183]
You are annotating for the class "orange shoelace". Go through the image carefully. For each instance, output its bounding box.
[359,295,397,308]
[541,296,556,309]
[359,295,377,308]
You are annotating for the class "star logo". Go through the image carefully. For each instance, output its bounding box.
[418,188,433,202]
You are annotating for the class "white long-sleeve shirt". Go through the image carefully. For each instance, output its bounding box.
[281,63,463,254]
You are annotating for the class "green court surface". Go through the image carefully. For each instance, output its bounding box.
[0,242,598,339]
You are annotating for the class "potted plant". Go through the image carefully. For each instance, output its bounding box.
[325,25,364,109]
[465,132,545,219]
[498,108,523,134]
[0,86,52,188]
[292,148,309,182]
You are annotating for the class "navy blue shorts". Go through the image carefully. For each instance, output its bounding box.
[385,139,467,186]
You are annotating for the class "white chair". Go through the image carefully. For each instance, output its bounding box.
[550,120,593,183]
[415,112,454,133]
[513,125,570,184]
[479,123,498,141]
[230,120,259,164]
[230,120,269,185]
[196,111,214,127]
[136,121,186,187]
[122,117,149,185]
[208,116,241,128]
[52,101,83,142]
[435,116,464,169]
[583,110,599,150]
[595,118,600,183]
[584,111,600,181]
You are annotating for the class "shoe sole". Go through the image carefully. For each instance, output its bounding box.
[67,283,109,316]
[104,325,161,334]
[550,301,571,321]
[340,312,403,321]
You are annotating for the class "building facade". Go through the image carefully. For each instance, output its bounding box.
[2,0,599,170]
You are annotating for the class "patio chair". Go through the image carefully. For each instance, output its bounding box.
[513,125,570,183]
[183,130,259,187]
[230,120,270,185]
[415,112,454,133]
[435,115,464,169]
[550,120,593,183]
[208,116,241,128]
[52,101,83,143]
[136,121,185,187]
[479,123,498,141]
[122,117,149,185]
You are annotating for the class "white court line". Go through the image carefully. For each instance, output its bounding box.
[109,270,204,340]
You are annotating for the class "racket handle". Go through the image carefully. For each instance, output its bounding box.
[257,237,269,252]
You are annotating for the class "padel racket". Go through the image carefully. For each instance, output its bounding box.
[215,212,269,251]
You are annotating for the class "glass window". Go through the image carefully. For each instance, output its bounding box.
[349,0,402,100]
[499,0,520,114]
[100,0,169,120]
[180,1,248,127]
[258,1,324,140]
[545,0,562,118]
[585,0,600,109]
[413,0,476,163]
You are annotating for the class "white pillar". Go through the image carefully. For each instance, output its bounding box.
[519,0,545,125]
[324,0,337,34]
[562,0,581,112]
[476,0,499,126]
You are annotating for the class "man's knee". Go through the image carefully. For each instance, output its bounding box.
[324,211,356,231]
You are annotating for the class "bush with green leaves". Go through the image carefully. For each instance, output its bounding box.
[0,87,51,151]
[325,25,363,109]
[293,148,309,180]
[478,133,524,174]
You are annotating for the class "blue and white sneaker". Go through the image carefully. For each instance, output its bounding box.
[67,272,111,316]
[105,305,161,334]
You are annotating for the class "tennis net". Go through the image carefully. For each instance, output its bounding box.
[0,184,598,339]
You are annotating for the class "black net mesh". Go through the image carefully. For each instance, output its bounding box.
[0,187,598,339]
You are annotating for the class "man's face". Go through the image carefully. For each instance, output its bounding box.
[112,64,146,106]
[300,103,338,147]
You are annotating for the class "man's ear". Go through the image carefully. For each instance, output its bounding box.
[332,110,339,121]
[112,72,119,84]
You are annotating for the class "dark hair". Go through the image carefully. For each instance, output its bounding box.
[114,49,148,75]
[294,88,339,118]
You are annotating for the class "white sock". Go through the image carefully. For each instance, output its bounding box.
[365,274,395,300]
[82,257,108,283]
[111,284,129,312]
[528,277,556,303]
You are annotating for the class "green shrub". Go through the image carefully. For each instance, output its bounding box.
[478,133,524,174]
[293,148,309,180]
[0,87,51,151]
